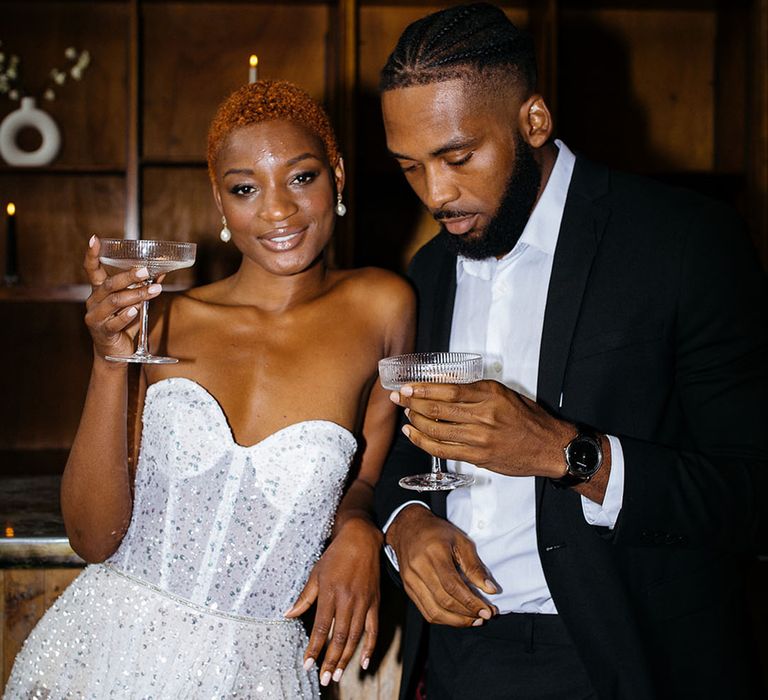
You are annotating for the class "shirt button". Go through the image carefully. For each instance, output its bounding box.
[492,361,503,374]
[477,520,486,530]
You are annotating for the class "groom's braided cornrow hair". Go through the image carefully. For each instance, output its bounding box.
[379,2,537,94]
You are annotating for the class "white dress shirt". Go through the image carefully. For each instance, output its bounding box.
[385,141,625,615]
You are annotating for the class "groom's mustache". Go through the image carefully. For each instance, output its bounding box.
[433,209,474,221]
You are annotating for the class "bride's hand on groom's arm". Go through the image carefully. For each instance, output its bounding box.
[285,517,383,686]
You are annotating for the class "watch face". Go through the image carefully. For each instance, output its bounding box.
[567,438,600,476]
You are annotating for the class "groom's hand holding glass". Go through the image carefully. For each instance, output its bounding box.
[390,379,585,482]
[386,379,612,627]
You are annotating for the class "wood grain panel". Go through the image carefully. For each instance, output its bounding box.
[0,174,125,286]
[714,4,748,174]
[558,8,716,173]
[0,2,129,168]
[1,568,81,692]
[2,570,44,687]
[142,2,331,160]
[0,303,91,450]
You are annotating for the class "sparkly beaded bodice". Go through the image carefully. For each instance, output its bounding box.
[107,377,357,620]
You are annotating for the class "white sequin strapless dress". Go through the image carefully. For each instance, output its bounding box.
[5,377,357,699]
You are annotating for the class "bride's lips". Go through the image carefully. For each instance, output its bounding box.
[441,214,479,235]
[259,226,307,252]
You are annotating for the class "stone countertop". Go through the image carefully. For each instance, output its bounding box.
[0,475,84,567]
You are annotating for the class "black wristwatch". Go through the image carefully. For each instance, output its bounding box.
[550,424,604,489]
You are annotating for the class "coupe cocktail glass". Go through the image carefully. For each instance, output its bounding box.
[99,238,197,364]
[379,352,484,491]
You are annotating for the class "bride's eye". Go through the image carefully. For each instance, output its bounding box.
[292,170,319,186]
[231,184,257,196]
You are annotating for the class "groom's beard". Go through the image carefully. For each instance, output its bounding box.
[440,137,542,260]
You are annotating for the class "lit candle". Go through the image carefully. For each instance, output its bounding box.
[249,54,258,83]
[4,202,18,285]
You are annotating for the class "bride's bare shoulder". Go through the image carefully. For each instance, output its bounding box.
[334,266,414,302]
[333,266,414,315]
[332,267,415,338]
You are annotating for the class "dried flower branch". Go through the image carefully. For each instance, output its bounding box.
[0,41,91,103]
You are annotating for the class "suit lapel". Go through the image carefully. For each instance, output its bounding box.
[537,159,610,412]
[535,158,610,503]
[430,248,457,353]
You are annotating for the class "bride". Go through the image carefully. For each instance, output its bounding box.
[4,80,414,699]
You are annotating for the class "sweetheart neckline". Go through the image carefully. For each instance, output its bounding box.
[146,376,357,451]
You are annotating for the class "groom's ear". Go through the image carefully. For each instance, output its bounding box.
[518,94,552,149]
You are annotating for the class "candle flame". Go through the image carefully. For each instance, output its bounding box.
[7,202,15,216]
[249,55,258,68]
[4,526,14,538]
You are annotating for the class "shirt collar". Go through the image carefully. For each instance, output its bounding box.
[458,139,576,281]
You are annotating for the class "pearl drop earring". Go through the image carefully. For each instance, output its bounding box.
[220,216,231,242]
[335,193,347,217]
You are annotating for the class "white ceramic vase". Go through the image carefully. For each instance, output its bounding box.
[0,96,61,167]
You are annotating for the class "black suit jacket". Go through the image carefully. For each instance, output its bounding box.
[375,156,768,699]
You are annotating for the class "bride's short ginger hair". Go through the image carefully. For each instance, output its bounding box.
[207,80,341,182]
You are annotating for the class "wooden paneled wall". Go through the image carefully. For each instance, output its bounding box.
[1,568,80,689]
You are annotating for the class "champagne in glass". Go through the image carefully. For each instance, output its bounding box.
[379,352,484,491]
[98,238,197,364]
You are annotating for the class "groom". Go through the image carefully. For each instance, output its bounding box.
[375,3,768,699]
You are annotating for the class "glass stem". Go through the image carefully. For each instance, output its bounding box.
[135,281,152,357]
[431,456,444,476]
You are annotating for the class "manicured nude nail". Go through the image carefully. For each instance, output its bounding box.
[135,267,149,279]
[361,657,370,670]
[389,391,400,403]
[88,235,97,248]
[303,657,315,671]
[401,425,411,437]
[472,618,484,627]
[404,408,411,419]
[126,307,138,318]
[484,579,498,594]
[401,385,414,397]
[332,668,343,682]
[478,608,491,620]
[147,284,162,295]
[321,671,332,686]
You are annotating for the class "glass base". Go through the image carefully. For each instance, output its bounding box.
[105,353,178,365]
[399,472,475,492]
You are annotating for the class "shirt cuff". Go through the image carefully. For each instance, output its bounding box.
[382,501,431,571]
[581,434,624,529]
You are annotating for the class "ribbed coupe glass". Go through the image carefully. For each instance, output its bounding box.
[379,352,484,491]
[99,238,197,364]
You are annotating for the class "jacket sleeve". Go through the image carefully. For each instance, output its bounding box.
[609,199,768,554]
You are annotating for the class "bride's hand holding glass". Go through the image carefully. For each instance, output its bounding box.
[83,235,164,361]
